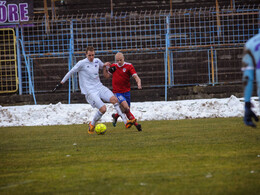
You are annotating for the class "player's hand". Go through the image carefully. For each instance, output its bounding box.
[104,62,111,67]
[52,83,63,92]
[109,66,116,74]
[244,102,259,127]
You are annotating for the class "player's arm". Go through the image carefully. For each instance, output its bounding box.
[133,74,142,89]
[52,61,81,92]
[103,62,112,79]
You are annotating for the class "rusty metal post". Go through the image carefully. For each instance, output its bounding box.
[44,0,50,33]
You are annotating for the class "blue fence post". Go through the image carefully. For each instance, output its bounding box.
[18,38,37,104]
[68,20,74,104]
[207,49,211,84]
[164,15,170,101]
[214,49,218,84]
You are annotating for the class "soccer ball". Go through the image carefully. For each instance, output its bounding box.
[95,123,107,135]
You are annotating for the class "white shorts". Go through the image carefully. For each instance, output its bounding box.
[85,85,114,109]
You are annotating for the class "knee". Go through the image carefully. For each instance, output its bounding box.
[110,96,118,104]
[99,105,107,114]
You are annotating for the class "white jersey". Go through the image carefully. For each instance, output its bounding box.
[61,57,105,95]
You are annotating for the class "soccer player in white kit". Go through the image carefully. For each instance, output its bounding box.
[242,33,260,127]
[53,46,134,134]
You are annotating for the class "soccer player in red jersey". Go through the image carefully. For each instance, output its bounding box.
[103,52,142,131]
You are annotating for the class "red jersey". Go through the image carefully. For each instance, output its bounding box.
[110,62,137,93]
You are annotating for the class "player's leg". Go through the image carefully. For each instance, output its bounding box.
[112,113,119,127]
[120,100,136,128]
[122,92,141,130]
[100,86,128,126]
[256,68,260,99]
[242,53,258,127]
[92,105,106,125]
[124,108,141,131]
[111,94,125,127]
[113,92,136,128]
[112,98,125,127]
[242,53,254,103]
[85,93,106,134]
[116,92,139,129]
[109,96,129,126]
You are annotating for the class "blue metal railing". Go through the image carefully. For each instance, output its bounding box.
[18,38,37,104]
[1,5,258,101]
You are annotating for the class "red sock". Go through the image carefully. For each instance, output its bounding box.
[125,110,135,120]
[114,113,119,118]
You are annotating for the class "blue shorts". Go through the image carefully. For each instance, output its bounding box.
[115,91,131,107]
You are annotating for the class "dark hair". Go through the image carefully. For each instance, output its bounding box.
[86,46,95,53]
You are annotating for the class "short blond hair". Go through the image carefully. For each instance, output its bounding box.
[115,52,124,59]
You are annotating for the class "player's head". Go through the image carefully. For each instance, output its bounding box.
[86,46,95,62]
[115,52,124,66]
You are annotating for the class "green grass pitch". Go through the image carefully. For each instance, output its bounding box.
[0,118,259,194]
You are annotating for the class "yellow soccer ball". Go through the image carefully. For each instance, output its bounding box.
[95,123,107,135]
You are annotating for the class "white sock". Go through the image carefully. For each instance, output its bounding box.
[114,103,127,124]
[91,110,103,126]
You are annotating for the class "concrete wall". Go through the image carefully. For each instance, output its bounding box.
[0,83,245,106]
